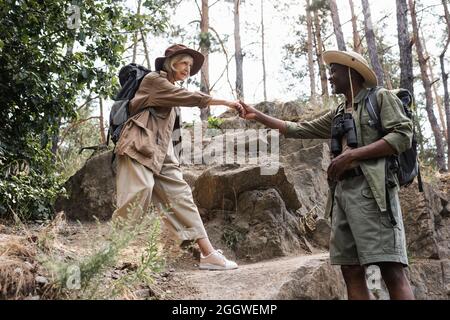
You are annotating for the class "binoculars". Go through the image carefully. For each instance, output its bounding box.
[331,113,357,156]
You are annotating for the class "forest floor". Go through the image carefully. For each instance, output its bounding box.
[0,214,328,300]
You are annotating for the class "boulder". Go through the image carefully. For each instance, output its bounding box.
[310,218,332,249]
[407,259,450,300]
[233,188,310,261]
[275,258,346,300]
[193,164,301,212]
[54,151,116,221]
[280,142,330,217]
[400,181,450,259]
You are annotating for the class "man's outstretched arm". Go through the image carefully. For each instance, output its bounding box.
[240,100,333,139]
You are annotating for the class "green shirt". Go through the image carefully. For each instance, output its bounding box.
[285,88,413,216]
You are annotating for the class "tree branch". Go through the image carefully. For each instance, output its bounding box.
[125,37,143,52]
[57,116,101,149]
[210,54,235,93]
[76,95,99,111]
[209,0,221,8]
[195,0,202,18]
[208,25,235,97]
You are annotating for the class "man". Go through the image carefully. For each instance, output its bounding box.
[239,50,415,300]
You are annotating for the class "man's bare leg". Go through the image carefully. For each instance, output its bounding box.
[379,262,415,300]
[341,265,372,300]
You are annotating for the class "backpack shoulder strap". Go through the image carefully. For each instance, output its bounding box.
[334,102,346,117]
[365,86,383,133]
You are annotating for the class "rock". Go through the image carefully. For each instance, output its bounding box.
[182,168,203,189]
[178,253,339,300]
[193,164,301,212]
[368,258,450,300]
[280,142,330,218]
[310,218,331,249]
[191,140,332,261]
[187,127,273,166]
[276,258,450,300]
[217,116,248,130]
[400,181,450,259]
[54,151,116,221]
[275,258,346,299]
[407,259,450,300]
[35,276,49,285]
[442,260,450,295]
[232,188,310,261]
[134,289,150,298]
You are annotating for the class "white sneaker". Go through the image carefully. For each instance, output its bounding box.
[199,249,238,270]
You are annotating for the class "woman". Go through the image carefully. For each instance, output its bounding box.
[112,44,242,270]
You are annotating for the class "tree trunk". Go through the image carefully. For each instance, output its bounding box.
[261,0,267,101]
[200,0,210,120]
[396,0,414,95]
[313,9,329,98]
[441,0,450,169]
[382,61,393,90]
[361,0,384,87]
[349,0,363,54]
[409,0,447,171]
[396,0,425,155]
[234,0,244,100]
[99,97,106,144]
[306,0,316,104]
[421,29,447,140]
[140,29,151,70]
[329,0,346,51]
[132,0,142,64]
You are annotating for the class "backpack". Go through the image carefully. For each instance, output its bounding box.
[365,87,423,191]
[107,63,151,146]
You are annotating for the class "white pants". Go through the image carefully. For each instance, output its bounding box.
[112,142,208,241]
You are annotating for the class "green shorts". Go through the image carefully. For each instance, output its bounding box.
[329,174,408,266]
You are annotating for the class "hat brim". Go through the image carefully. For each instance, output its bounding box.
[323,50,378,88]
[155,48,204,76]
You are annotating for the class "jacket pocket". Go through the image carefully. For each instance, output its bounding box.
[130,119,156,158]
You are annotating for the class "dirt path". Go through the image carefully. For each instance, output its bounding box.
[174,253,329,300]
[0,218,333,300]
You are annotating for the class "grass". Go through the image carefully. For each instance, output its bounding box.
[0,202,166,300]
[222,225,246,251]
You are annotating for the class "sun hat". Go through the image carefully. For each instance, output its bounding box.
[323,50,378,88]
[154,44,204,76]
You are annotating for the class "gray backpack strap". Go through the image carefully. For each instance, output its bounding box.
[365,87,383,133]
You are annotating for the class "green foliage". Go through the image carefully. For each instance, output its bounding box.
[0,140,65,220]
[0,0,127,219]
[207,116,224,129]
[222,225,246,251]
[56,103,105,181]
[0,0,173,220]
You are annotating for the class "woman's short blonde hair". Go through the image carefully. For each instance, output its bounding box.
[163,53,194,74]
